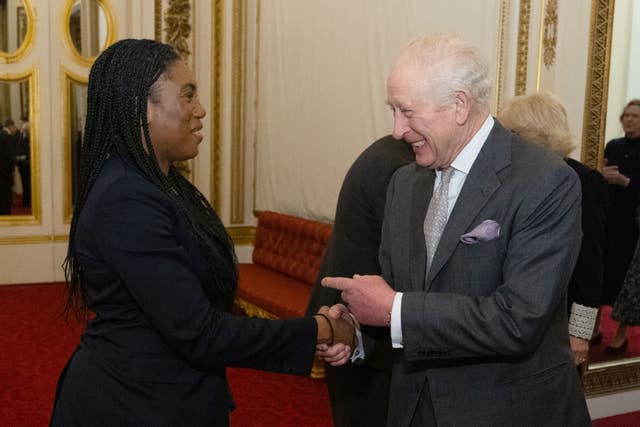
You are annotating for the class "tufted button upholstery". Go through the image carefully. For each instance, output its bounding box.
[237,211,332,318]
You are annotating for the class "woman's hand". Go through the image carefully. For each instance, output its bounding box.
[602,165,631,187]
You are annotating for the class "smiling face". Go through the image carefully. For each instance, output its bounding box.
[147,60,206,174]
[386,63,470,170]
[621,104,640,138]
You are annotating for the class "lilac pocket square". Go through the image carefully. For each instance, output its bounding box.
[460,220,500,244]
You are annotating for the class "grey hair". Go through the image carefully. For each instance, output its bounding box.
[396,33,491,110]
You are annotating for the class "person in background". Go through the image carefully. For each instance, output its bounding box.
[15,116,30,207]
[322,33,590,426]
[498,91,609,367]
[306,135,414,427]
[50,39,355,427]
[602,99,640,353]
[0,119,18,214]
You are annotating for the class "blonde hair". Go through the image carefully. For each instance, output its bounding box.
[498,92,576,157]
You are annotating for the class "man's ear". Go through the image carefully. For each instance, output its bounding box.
[454,91,471,125]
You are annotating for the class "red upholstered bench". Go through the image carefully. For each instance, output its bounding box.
[235,211,332,378]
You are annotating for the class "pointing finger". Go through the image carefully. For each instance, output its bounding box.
[321,277,354,291]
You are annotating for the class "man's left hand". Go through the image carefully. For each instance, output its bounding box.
[321,275,395,327]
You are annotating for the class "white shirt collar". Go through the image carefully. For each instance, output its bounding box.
[450,115,494,175]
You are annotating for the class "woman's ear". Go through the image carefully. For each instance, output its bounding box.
[147,99,156,125]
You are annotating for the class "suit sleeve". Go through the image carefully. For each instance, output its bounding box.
[92,176,317,375]
[400,165,582,360]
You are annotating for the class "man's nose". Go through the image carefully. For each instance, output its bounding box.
[392,111,409,140]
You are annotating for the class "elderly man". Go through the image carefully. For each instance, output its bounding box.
[322,34,590,426]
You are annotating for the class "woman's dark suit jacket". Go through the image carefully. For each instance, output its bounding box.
[565,158,608,309]
[51,149,317,426]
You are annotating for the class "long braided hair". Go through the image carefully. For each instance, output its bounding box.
[63,39,237,322]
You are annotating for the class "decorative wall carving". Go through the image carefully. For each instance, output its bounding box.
[494,0,509,112]
[580,0,614,170]
[543,0,558,68]
[515,0,531,95]
[164,0,191,60]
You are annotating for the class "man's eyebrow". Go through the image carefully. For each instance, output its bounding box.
[182,83,197,92]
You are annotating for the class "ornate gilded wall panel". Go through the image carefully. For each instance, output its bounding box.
[515,0,531,95]
[210,0,223,212]
[580,0,614,171]
[230,0,247,224]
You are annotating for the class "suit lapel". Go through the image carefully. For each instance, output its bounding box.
[425,121,511,288]
[410,166,434,291]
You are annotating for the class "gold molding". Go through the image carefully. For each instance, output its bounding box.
[0,235,51,245]
[227,226,255,245]
[210,0,223,212]
[251,0,261,215]
[61,67,88,223]
[0,0,36,64]
[235,297,277,319]
[580,0,614,171]
[494,0,509,113]
[154,0,162,41]
[542,0,558,68]
[584,356,640,397]
[54,234,70,243]
[0,67,41,226]
[515,0,531,96]
[230,0,247,224]
[61,0,116,67]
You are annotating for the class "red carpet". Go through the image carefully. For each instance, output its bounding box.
[0,283,331,427]
[2,282,640,426]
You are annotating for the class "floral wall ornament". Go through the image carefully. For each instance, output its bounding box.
[543,0,558,68]
[164,0,192,61]
[515,0,531,96]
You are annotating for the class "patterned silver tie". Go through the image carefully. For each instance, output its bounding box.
[424,167,454,275]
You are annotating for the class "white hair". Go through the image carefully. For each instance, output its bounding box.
[395,33,491,110]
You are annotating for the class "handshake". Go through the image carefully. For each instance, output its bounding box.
[312,274,397,366]
[313,304,357,367]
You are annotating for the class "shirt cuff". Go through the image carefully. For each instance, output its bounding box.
[568,302,598,340]
[391,292,403,348]
[351,326,365,362]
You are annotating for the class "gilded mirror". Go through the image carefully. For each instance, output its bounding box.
[63,0,115,65]
[0,69,39,224]
[581,0,640,396]
[0,0,35,64]
[63,70,87,222]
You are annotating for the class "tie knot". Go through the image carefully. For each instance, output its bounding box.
[440,167,454,185]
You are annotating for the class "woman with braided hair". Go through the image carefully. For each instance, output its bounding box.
[50,39,354,426]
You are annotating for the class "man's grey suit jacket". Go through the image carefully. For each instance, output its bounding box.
[377,120,591,426]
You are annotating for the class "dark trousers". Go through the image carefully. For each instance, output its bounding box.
[326,363,391,427]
